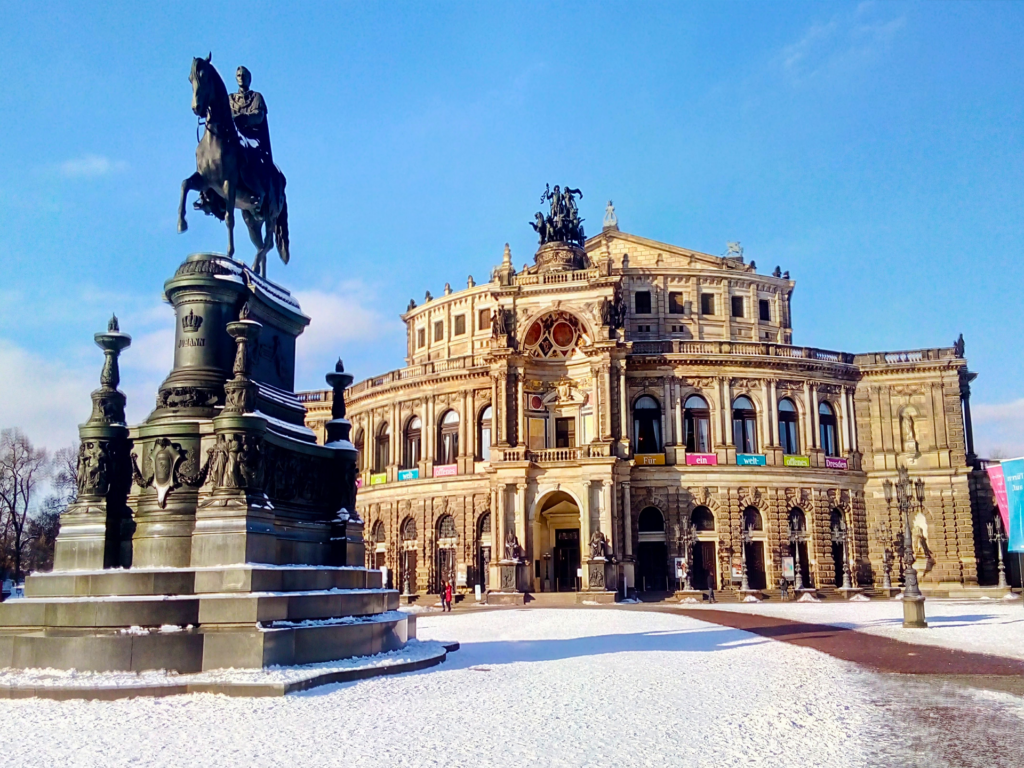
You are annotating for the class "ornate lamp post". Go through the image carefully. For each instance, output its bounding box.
[740,524,753,592]
[831,517,853,590]
[987,516,1009,590]
[787,516,805,592]
[882,466,927,628]
[679,519,695,591]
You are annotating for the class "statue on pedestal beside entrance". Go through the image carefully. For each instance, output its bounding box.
[504,531,523,561]
[589,530,608,560]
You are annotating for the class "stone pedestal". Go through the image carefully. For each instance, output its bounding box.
[837,587,865,600]
[2,254,396,674]
[902,595,928,628]
[585,558,615,593]
[487,560,527,604]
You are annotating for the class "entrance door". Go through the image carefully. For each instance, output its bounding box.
[832,541,845,586]
[436,547,456,593]
[693,541,717,590]
[797,541,811,587]
[554,528,580,591]
[746,541,767,590]
[637,542,668,592]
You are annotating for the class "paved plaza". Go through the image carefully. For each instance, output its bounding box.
[2,603,1023,767]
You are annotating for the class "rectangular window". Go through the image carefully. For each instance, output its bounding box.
[417,328,426,348]
[635,290,652,314]
[453,315,466,336]
[478,308,490,331]
[528,418,547,451]
[731,296,744,318]
[555,418,576,448]
[759,299,771,322]
[669,292,685,314]
[433,321,444,342]
[700,294,715,315]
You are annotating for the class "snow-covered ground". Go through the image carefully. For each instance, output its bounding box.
[701,598,1024,660]
[0,608,1021,767]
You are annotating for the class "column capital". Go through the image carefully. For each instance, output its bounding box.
[622,480,631,490]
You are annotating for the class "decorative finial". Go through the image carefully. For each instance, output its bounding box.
[502,243,511,264]
[773,266,782,278]
[467,275,475,288]
[783,270,790,279]
[749,260,756,271]
[335,358,345,373]
[425,290,432,302]
[239,301,250,320]
[444,282,452,296]
[407,299,416,312]
[954,334,965,357]
[108,314,120,332]
[603,201,618,231]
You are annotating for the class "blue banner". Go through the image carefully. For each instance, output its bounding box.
[736,454,766,466]
[397,468,419,482]
[1002,457,1024,553]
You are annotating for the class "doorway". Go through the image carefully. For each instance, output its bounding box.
[692,540,717,590]
[745,540,767,590]
[553,528,580,591]
[637,507,668,592]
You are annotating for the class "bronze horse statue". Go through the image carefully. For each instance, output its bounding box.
[177,55,289,278]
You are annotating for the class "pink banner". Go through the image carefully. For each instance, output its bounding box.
[433,464,458,478]
[825,457,848,470]
[685,453,718,466]
[987,464,1009,531]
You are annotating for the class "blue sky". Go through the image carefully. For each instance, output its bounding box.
[1,1,1023,455]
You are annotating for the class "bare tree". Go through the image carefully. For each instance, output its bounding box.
[29,443,78,572]
[0,429,50,582]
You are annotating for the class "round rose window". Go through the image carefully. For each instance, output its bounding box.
[551,321,575,348]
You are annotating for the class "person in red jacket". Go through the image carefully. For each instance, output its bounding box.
[444,580,453,612]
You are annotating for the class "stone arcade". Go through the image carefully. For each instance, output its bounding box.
[302,198,1001,603]
[0,254,410,672]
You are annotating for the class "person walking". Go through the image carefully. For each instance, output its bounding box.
[778,576,790,602]
[444,580,453,612]
[438,580,448,611]
[706,571,717,604]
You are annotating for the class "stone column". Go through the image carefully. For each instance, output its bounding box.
[516,483,528,556]
[622,481,633,558]
[580,480,592,588]
[839,388,851,455]
[662,378,672,446]
[619,362,628,450]
[811,385,820,450]
[517,371,526,448]
[673,379,683,449]
[849,388,859,452]
[723,379,733,447]
[962,381,976,460]
[761,379,773,448]
[803,381,814,451]
[601,481,613,553]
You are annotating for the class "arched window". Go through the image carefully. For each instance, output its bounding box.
[374,422,390,473]
[684,395,711,453]
[638,506,665,532]
[478,512,491,537]
[691,506,715,531]
[437,410,460,465]
[633,396,662,454]
[732,396,757,454]
[401,516,417,542]
[373,521,386,542]
[743,506,763,531]
[478,406,492,461]
[402,417,421,469]
[353,429,364,472]
[819,402,838,457]
[437,514,457,540]
[778,398,799,455]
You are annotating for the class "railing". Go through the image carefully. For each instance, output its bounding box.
[527,447,582,462]
[347,354,490,397]
[515,268,598,287]
[628,340,857,363]
[296,391,326,403]
[495,444,612,463]
[853,347,958,366]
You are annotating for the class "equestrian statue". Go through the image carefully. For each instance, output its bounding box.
[178,55,290,279]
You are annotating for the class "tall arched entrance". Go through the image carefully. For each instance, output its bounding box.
[636,507,668,592]
[743,507,767,590]
[536,491,581,592]
[691,506,717,590]
[476,513,491,592]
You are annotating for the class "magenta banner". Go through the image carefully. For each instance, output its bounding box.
[825,457,848,470]
[685,453,718,466]
[987,464,1009,531]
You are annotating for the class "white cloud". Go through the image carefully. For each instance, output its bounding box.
[294,282,403,367]
[973,399,1024,461]
[779,8,905,83]
[58,154,128,179]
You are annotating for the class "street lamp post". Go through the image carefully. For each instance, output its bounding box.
[787,515,805,592]
[679,519,695,591]
[881,547,893,591]
[882,466,927,628]
[987,517,1009,590]
[831,518,853,590]
[740,524,753,592]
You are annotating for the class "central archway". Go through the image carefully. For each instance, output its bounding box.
[636,506,668,592]
[535,490,582,592]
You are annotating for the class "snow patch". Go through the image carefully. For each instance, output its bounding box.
[850,594,871,602]
[797,593,820,602]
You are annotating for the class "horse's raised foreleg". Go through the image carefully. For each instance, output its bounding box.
[224,179,237,260]
[178,172,204,233]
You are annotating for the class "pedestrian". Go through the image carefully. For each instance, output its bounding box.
[445,580,453,612]
[778,576,789,602]
[706,571,716,604]
[438,580,447,611]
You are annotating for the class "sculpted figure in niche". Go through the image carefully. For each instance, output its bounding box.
[589,530,608,560]
[901,411,918,454]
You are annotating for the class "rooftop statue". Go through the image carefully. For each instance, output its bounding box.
[531,184,585,247]
[177,55,290,279]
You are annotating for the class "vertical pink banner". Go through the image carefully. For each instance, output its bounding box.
[987,464,1009,531]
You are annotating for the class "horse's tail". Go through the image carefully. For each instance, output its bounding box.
[276,197,290,265]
